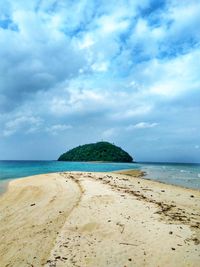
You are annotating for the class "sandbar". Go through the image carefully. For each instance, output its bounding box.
[0,171,199,267]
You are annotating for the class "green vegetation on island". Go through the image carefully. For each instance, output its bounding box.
[58,141,133,162]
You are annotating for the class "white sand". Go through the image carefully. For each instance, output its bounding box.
[0,171,199,267]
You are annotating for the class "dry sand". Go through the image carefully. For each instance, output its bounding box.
[0,171,199,267]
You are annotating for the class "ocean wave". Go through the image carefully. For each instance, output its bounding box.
[180,170,187,173]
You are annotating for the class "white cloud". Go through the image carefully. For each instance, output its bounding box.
[167,1,200,43]
[97,13,130,34]
[0,4,86,112]
[2,114,72,137]
[3,115,43,136]
[46,124,72,135]
[78,35,95,50]
[126,122,158,130]
[102,128,116,139]
[138,49,200,98]
[111,105,153,120]
[48,85,108,116]
[91,61,109,72]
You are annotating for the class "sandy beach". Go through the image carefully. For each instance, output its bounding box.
[0,171,199,267]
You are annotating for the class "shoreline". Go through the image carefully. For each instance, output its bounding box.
[0,179,11,195]
[117,169,200,192]
[0,171,200,266]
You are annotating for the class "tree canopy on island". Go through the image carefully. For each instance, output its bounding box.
[58,141,133,162]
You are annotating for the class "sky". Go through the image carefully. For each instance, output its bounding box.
[0,0,200,162]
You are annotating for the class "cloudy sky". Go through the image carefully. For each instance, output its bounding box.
[0,0,200,162]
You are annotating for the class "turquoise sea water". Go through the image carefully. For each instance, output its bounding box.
[0,161,200,190]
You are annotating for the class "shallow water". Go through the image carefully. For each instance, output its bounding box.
[141,162,200,190]
[0,161,199,190]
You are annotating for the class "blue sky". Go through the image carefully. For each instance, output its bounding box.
[0,0,200,162]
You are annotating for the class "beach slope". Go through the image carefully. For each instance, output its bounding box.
[0,171,199,267]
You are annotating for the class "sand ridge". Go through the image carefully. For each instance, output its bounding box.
[0,173,82,266]
[0,171,200,267]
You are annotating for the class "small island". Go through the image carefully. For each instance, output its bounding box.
[58,141,133,162]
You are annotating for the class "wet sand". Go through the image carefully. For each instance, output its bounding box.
[0,171,199,267]
[0,179,10,195]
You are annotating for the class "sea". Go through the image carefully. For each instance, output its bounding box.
[0,161,200,193]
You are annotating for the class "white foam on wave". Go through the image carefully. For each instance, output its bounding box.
[180,170,190,173]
